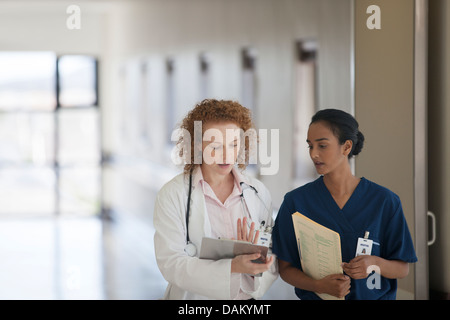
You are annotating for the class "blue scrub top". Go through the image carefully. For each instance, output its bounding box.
[272,176,417,300]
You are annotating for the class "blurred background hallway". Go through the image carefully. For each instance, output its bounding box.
[0,0,449,300]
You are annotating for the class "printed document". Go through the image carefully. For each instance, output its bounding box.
[291,212,344,300]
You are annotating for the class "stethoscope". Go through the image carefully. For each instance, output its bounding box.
[184,171,273,257]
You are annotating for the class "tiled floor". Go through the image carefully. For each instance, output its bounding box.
[0,216,296,300]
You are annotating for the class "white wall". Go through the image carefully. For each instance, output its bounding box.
[0,1,109,54]
[104,0,353,212]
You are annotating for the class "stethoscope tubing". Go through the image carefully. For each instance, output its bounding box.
[184,171,272,257]
[186,169,193,244]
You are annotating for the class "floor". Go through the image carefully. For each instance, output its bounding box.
[0,216,166,300]
[0,215,297,300]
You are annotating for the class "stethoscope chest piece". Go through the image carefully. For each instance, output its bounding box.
[184,242,197,257]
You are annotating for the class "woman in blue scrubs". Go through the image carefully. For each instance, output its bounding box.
[272,109,417,300]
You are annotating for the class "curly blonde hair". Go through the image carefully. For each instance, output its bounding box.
[177,99,257,174]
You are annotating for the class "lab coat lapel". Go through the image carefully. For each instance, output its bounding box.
[241,188,259,226]
[233,168,260,228]
[188,184,211,248]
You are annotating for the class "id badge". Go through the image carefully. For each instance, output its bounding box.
[257,231,272,247]
[355,237,373,256]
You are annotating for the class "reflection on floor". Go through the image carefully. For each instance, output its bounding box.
[0,217,103,299]
[0,216,296,300]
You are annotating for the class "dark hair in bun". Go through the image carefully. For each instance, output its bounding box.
[310,109,364,158]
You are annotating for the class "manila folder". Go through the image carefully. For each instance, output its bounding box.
[292,212,344,300]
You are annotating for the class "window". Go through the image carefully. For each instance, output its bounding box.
[58,108,100,215]
[0,52,100,217]
[58,55,98,107]
[166,58,176,142]
[199,52,211,100]
[57,55,100,216]
[293,40,318,186]
[0,112,55,165]
[0,52,56,111]
[241,48,259,175]
[241,48,257,120]
[0,112,55,215]
[139,60,150,142]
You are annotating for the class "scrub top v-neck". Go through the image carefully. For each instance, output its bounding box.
[272,176,417,300]
[316,177,363,233]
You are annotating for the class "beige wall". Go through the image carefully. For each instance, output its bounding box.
[428,0,450,296]
[354,0,416,297]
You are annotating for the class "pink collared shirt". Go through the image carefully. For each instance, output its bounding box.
[194,167,255,300]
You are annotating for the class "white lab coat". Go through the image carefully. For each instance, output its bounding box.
[153,167,278,300]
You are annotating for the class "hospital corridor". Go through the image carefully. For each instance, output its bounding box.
[0,0,449,301]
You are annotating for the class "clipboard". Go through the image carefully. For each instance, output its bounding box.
[199,237,268,263]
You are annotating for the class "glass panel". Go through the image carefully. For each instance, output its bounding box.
[58,108,100,165]
[58,55,97,108]
[0,52,56,111]
[0,113,54,165]
[0,167,55,216]
[59,167,100,216]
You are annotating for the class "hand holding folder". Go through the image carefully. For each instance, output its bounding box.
[291,212,345,300]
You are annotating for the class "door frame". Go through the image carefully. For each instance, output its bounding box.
[413,0,429,300]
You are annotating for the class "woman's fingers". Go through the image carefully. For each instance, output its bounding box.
[248,221,255,243]
[236,217,260,244]
[252,230,260,244]
[237,218,242,240]
[242,217,248,241]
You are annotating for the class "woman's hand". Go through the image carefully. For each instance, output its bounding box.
[316,274,351,299]
[231,253,274,275]
[231,217,273,275]
[236,217,259,244]
[342,255,377,279]
[278,259,350,299]
[342,255,409,279]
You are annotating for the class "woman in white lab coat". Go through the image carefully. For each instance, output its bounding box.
[153,99,278,300]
